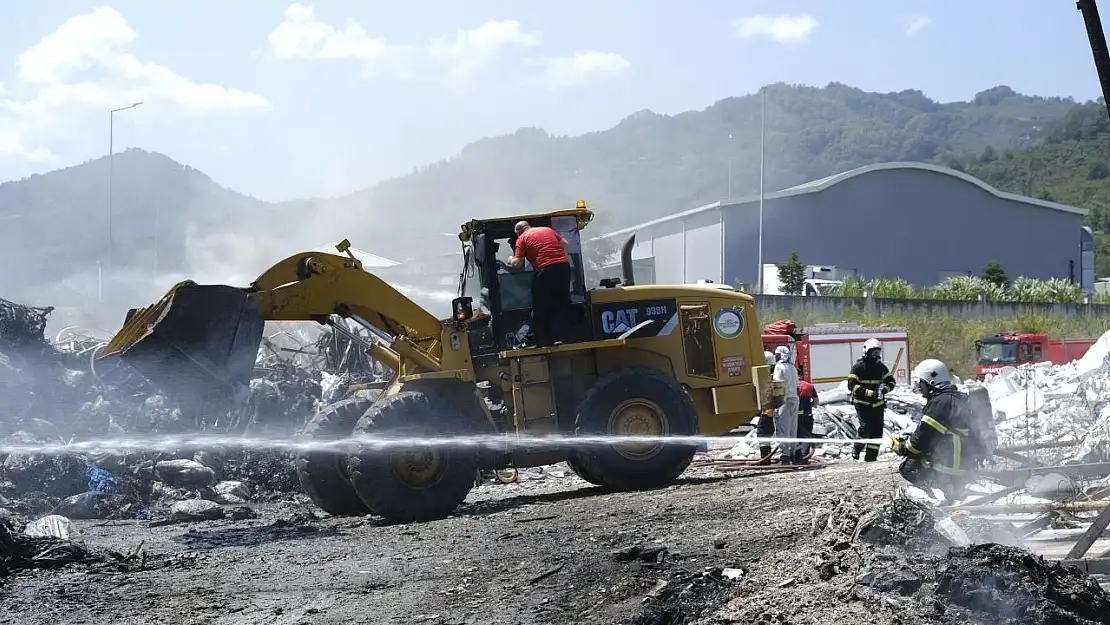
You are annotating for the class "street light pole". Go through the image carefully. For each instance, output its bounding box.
[108,101,143,276]
[757,87,766,294]
[726,133,733,202]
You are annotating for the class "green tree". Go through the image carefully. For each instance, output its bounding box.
[777,251,806,295]
[980,261,1009,287]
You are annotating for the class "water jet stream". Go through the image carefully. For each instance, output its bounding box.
[0,434,887,457]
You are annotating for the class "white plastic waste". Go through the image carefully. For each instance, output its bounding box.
[23,514,84,546]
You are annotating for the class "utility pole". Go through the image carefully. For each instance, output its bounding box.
[727,133,733,201]
[757,86,766,294]
[108,101,143,276]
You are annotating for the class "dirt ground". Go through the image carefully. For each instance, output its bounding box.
[0,458,1095,625]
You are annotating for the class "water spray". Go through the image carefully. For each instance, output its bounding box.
[0,434,888,457]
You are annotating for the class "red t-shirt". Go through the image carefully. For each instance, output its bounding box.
[514,227,569,270]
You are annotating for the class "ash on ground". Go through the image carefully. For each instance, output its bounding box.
[717,491,1110,625]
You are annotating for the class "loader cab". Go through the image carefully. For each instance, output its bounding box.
[459,207,593,365]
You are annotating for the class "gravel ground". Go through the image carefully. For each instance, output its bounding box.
[0,457,1102,625]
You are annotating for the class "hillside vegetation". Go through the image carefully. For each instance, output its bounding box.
[0,83,1078,297]
[773,307,1110,380]
[937,100,1110,277]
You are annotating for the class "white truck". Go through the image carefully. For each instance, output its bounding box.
[761,264,851,296]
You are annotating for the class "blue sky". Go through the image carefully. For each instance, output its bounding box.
[0,0,1105,202]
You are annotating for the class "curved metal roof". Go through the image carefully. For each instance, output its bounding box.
[776,161,1086,215]
[598,161,1086,240]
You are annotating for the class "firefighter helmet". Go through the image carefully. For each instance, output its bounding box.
[863,338,882,353]
[764,351,775,368]
[912,358,952,389]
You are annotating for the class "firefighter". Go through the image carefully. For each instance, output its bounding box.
[847,338,896,462]
[892,359,973,500]
[773,345,799,463]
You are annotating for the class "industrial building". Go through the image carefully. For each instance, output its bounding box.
[594,162,1095,292]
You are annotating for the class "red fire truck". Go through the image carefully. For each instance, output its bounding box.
[975,332,1097,379]
[762,320,911,392]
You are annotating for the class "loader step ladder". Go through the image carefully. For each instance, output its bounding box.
[500,338,628,434]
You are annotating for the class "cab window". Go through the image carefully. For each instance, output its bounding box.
[459,245,486,312]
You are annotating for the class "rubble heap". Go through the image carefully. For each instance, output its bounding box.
[0,517,93,582]
[936,543,1110,625]
[0,295,385,524]
[728,328,1110,467]
[722,492,1110,625]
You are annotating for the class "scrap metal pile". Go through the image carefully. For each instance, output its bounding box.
[0,296,388,558]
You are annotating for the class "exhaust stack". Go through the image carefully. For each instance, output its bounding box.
[620,234,636,287]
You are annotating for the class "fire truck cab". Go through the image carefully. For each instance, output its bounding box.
[975,333,1096,379]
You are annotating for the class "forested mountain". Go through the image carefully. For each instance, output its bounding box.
[0,82,1083,297]
[953,100,1110,276]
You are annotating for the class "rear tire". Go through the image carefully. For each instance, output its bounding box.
[295,396,376,516]
[346,391,478,523]
[573,367,698,491]
[566,454,606,486]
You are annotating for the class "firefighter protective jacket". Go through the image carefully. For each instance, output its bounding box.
[902,386,972,475]
[847,357,896,408]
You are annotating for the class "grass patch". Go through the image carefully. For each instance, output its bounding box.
[758,309,1110,380]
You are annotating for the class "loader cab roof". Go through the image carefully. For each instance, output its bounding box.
[458,206,593,242]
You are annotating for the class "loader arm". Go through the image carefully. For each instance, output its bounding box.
[101,249,447,405]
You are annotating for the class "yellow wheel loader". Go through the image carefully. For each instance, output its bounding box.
[100,202,784,523]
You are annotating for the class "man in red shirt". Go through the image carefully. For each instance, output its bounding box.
[507,220,571,346]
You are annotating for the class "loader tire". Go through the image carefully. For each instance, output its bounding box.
[566,454,606,486]
[295,396,375,516]
[574,367,698,491]
[346,391,478,524]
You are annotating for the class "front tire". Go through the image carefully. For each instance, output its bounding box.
[573,367,698,491]
[346,391,478,523]
[295,396,375,516]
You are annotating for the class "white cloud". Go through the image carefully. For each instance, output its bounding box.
[905,15,932,36]
[732,14,819,43]
[0,6,270,162]
[538,51,629,90]
[262,8,620,90]
[264,3,413,75]
[428,20,542,83]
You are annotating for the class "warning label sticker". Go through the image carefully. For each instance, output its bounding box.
[721,355,746,377]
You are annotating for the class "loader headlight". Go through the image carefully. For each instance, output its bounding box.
[453,296,474,321]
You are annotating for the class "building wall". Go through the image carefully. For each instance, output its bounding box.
[721,168,1085,287]
[609,207,724,284]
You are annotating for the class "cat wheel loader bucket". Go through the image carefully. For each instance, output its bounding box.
[100,281,266,404]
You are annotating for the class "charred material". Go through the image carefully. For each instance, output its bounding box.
[937,543,1110,625]
[0,518,93,582]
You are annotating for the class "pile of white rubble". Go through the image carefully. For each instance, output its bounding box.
[726,329,1110,463]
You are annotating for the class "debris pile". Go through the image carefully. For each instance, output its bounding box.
[975,332,1110,464]
[0,516,93,582]
[726,328,1110,467]
[936,543,1110,625]
[0,295,384,526]
[719,492,1110,625]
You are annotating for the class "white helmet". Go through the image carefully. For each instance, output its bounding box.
[912,358,952,389]
[863,338,882,353]
[774,345,792,363]
[764,350,775,367]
